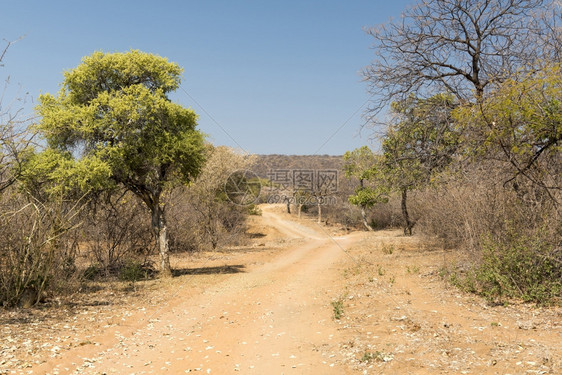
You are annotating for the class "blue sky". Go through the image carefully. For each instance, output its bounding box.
[1,0,413,155]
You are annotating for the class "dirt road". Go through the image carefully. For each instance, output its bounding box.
[32,205,357,374]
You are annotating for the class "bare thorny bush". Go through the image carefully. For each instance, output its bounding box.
[0,189,84,307]
[166,146,254,252]
[0,39,67,308]
[0,188,159,307]
[166,186,248,252]
[80,191,155,279]
[317,198,403,231]
[0,39,34,193]
[416,163,561,304]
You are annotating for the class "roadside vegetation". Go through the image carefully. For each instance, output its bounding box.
[256,1,561,306]
[344,0,561,305]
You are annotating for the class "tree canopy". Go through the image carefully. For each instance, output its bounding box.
[34,50,206,276]
[454,63,561,201]
[343,146,388,230]
[350,0,561,302]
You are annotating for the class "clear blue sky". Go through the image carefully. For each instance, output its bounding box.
[1,0,413,155]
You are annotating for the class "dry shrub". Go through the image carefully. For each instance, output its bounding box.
[166,186,248,252]
[81,192,155,278]
[368,196,404,230]
[0,187,157,306]
[418,164,561,304]
[165,187,200,253]
[318,202,361,229]
[312,194,403,231]
[166,146,253,252]
[0,189,83,307]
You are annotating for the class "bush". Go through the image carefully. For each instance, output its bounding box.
[119,260,156,282]
[248,204,262,216]
[0,190,82,307]
[167,185,249,252]
[81,192,154,276]
[368,197,404,230]
[82,264,102,281]
[417,165,561,304]
[463,227,561,304]
[166,146,254,252]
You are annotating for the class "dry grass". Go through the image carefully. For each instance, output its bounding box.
[331,230,562,374]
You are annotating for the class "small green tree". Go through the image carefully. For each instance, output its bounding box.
[382,94,459,235]
[35,50,206,277]
[343,146,388,231]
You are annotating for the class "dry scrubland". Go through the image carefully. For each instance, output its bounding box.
[1,1,561,373]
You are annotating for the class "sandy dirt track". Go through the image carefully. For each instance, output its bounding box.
[31,205,357,374]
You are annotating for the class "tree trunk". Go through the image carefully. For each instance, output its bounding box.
[358,179,373,231]
[361,206,374,231]
[317,200,322,224]
[151,198,172,277]
[401,188,413,236]
[285,198,291,214]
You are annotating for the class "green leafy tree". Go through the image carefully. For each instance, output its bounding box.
[454,63,561,203]
[343,146,388,231]
[35,50,206,277]
[382,94,459,235]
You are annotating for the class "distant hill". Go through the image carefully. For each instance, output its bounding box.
[251,154,344,178]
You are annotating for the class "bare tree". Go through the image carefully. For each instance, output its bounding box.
[364,0,560,112]
[538,0,562,61]
[0,38,33,192]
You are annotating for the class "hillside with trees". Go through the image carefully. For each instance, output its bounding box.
[253,154,396,228]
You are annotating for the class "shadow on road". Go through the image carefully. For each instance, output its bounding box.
[173,264,246,277]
